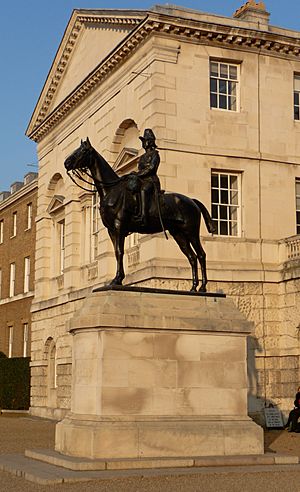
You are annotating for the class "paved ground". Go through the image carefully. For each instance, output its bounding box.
[1,414,300,491]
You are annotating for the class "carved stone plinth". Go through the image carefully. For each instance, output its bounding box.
[55,287,263,459]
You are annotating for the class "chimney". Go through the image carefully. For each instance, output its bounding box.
[10,181,23,194]
[233,1,270,30]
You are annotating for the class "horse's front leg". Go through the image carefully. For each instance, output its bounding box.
[108,227,125,285]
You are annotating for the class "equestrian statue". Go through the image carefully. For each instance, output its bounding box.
[64,129,215,292]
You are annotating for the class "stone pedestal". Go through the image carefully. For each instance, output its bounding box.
[55,287,263,459]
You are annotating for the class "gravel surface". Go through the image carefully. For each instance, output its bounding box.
[1,414,300,492]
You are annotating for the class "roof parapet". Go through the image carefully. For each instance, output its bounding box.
[0,191,10,202]
[10,182,24,194]
[233,1,270,30]
[24,172,38,185]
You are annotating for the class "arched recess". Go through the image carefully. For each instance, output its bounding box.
[48,172,64,192]
[44,337,57,408]
[111,119,140,175]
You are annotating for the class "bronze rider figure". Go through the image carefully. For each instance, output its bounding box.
[131,129,160,226]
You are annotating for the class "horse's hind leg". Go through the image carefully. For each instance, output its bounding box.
[108,228,125,285]
[191,235,207,292]
[171,232,199,291]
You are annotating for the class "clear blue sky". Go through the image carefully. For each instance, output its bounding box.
[0,0,299,190]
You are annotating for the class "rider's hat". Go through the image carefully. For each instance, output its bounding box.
[139,128,157,145]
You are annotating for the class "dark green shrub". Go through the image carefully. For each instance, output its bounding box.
[0,357,30,410]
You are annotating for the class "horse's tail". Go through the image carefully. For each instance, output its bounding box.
[193,199,216,234]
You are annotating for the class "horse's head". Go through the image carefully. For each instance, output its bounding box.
[64,138,93,172]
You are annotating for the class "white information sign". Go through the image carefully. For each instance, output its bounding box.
[264,407,284,428]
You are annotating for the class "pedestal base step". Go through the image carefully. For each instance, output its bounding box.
[26,448,299,471]
[0,451,298,485]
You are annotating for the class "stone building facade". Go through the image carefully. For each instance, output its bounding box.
[26,3,300,422]
[0,173,37,358]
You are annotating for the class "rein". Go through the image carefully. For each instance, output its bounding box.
[67,167,121,193]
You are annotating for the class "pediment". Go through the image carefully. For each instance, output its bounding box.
[113,147,139,174]
[47,195,65,215]
[26,9,145,137]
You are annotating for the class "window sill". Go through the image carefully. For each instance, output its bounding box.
[210,107,239,113]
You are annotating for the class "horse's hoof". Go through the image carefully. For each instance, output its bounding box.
[199,286,207,293]
[109,279,123,286]
[190,286,198,292]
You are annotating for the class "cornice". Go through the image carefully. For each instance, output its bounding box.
[28,12,300,143]
[0,179,38,212]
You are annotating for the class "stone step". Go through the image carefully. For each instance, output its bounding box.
[0,451,299,485]
[26,448,299,471]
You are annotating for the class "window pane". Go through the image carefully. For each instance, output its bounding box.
[211,174,218,188]
[210,78,217,92]
[294,92,299,105]
[220,175,228,189]
[230,190,239,205]
[211,189,219,203]
[229,222,238,236]
[220,221,228,235]
[228,81,236,96]
[230,175,238,190]
[296,197,300,209]
[297,211,300,223]
[210,93,217,108]
[295,106,300,120]
[229,65,238,80]
[296,181,300,195]
[219,95,227,109]
[221,189,229,203]
[212,219,218,233]
[210,62,218,77]
[229,207,238,221]
[220,64,228,78]
[220,206,228,219]
[228,96,236,111]
[294,76,300,91]
[219,79,227,94]
[212,204,218,219]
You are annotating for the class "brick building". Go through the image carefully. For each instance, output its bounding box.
[0,173,37,358]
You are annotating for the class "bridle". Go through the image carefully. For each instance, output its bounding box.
[67,146,121,192]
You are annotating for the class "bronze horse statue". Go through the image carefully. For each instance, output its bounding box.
[64,138,214,292]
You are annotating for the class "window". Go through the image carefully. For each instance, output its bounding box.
[0,220,3,243]
[59,220,65,274]
[8,326,13,358]
[128,233,139,249]
[24,257,30,293]
[211,172,240,236]
[91,192,100,261]
[27,203,32,229]
[11,212,17,237]
[9,263,15,297]
[296,179,300,234]
[23,323,29,357]
[294,75,300,120]
[210,61,238,111]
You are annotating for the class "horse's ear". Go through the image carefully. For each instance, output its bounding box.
[86,137,91,147]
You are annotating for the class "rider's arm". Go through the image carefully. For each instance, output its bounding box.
[137,152,160,177]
